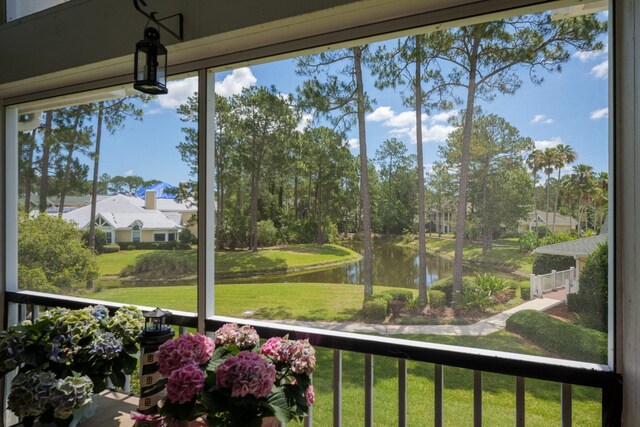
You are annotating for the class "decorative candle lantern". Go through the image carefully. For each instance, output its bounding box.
[133,27,168,95]
[134,308,174,427]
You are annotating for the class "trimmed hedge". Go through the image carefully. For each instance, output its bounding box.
[117,241,192,250]
[101,244,120,254]
[532,254,575,275]
[505,310,607,363]
[362,298,388,322]
[428,290,446,309]
[429,277,476,305]
[520,282,531,300]
[381,289,414,303]
[120,252,197,276]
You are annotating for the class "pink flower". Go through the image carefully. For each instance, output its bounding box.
[288,339,316,375]
[214,323,260,349]
[166,364,205,404]
[158,334,215,376]
[305,385,315,406]
[216,351,275,398]
[260,337,285,362]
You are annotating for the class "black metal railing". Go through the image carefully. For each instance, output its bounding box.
[4,290,622,426]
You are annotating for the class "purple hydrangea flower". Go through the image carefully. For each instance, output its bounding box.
[166,364,206,404]
[216,351,275,398]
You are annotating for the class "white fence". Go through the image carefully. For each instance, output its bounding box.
[530,267,578,302]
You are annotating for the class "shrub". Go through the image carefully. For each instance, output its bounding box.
[381,289,414,304]
[506,310,607,363]
[179,228,196,245]
[18,265,58,293]
[428,290,446,309]
[570,242,608,332]
[520,282,531,300]
[120,252,197,277]
[429,277,476,305]
[474,273,508,295]
[117,241,191,250]
[362,298,387,322]
[388,299,404,317]
[82,228,107,253]
[459,287,492,312]
[19,212,98,289]
[126,244,137,251]
[518,230,539,252]
[102,244,120,254]
[532,254,575,275]
[257,220,278,247]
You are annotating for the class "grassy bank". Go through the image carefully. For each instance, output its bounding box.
[91,282,394,321]
[95,244,361,279]
[400,236,534,276]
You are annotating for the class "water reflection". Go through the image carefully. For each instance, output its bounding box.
[220,242,457,289]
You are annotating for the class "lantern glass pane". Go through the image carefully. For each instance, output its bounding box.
[136,49,148,82]
[157,52,167,85]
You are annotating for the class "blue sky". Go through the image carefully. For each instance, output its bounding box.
[91,16,609,187]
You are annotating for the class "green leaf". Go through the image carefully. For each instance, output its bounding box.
[267,389,291,421]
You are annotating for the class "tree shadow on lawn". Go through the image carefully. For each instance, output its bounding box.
[216,251,288,275]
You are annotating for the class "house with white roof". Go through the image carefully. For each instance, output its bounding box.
[62,191,194,244]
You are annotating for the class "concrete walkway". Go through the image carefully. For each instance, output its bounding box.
[284,298,564,336]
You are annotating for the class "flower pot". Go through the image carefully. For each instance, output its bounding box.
[261,417,281,427]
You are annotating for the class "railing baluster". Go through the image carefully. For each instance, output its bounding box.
[365,353,374,427]
[124,375,131,394]
[333,349,342,427]
[561,383,572,427]
[435,364,443,427]
[474,370,482,427]
[33,304,40,320]
[179,326,188,336]
[516,376,525,427]
[398,359,407,427]
[304,403,313,427]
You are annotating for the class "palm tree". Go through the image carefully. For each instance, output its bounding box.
[551,144,577,232]
[541,147,556,232]
[572,164,594,237]
[526,149,544,236]
[593,172,608,232]
[560,175,577,232]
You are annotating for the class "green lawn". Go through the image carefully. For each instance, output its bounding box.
[402,237,534,275]
[96,244,361,278]
[90,282,403,321]
[88,283,600,425]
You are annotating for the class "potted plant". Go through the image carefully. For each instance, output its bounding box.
[0,305,144,426]
[154,323,316,426]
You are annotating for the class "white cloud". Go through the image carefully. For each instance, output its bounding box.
[368,106,456,144]
[530,114,554,125]
[430,110,458,123]
[573,44,608,62]
[124,169,134,177]
[296,113,314,132]
[215,67,257,97]
[590,60,608,79]
[367,106,395,122]
[154,77,198,109]
[590,108,609,120]
[347,138,359,150]
[534,136,562,150]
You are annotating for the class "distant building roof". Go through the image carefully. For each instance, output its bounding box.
[62,194,180,230]
[534,233,608,257]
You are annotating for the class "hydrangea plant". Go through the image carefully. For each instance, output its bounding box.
[0,305,143,426]
[157,324,316,427]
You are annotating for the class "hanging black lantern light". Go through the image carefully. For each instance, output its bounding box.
[134,27,168,95]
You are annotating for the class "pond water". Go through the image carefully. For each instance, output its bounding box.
[221,242,459,289]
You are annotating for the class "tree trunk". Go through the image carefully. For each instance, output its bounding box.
[552,169,562,232]
[532,173,539,237]
[544,174,551,232]
[86,102,104,290]
[39,111,54,212]
[452,35,480,306]
[216,158,225,250]
[250,168,259,252]
[415,36,428,306]
[294,174,299,220]
[482,168,491,252]
[353,46,373,297]
[58,112,82,216]
[24,130,37,212]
